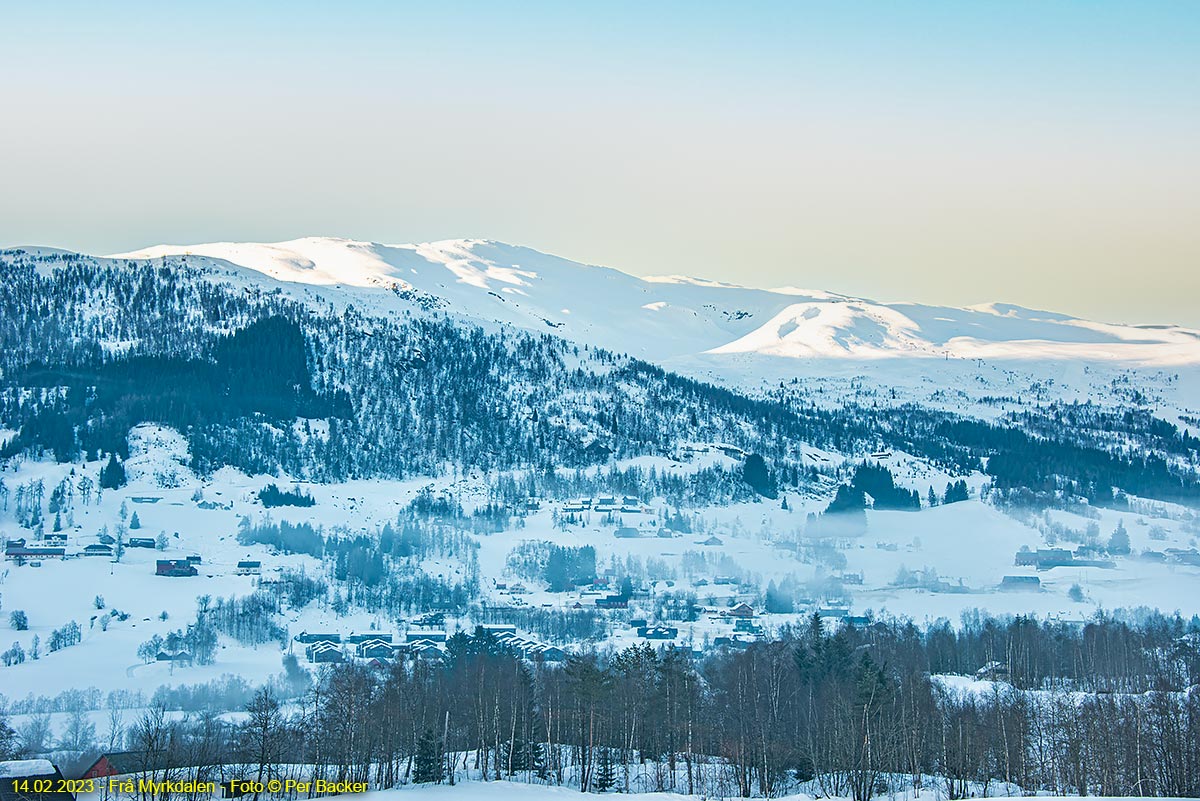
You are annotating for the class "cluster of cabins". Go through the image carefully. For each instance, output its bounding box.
[4,533,270,582]
[562,496,649,514]
[1015,545,1200,570]
[298,632,399,663]
[481,625,568,661]
[1014,547,1115,570]
[297,627,566,664]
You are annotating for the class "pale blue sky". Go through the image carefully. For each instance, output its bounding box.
[2,2,1198,324]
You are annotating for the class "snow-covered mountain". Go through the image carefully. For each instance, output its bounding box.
[112,236,1200,427]
[116,237,1200,367]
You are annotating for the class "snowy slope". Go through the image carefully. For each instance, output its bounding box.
[114,237,1200,367]
[106,238,1200,427]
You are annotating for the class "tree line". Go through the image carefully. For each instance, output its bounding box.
[5,612,1196,798]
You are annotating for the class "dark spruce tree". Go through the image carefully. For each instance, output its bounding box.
[99,454,126,490]
[742,453,777,499]
[412,728,444,784]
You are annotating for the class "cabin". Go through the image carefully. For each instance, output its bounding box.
[999,575,1041,591]
[97,533,116,545]
[614,526,641,539]
[974,661,1011,682]
[155,650,193,664]
[629,618,648,629]
[539,646,568,662]
[236,560,262,576]
[479,624,517,636]
[295,632,341,644]
[346,632,394,644]
[405,630,447,643]
[699,535,724,546]
[594,497,619,512]
[82,750,172,779]
[415,612,445,627]
[637,625,678,640]
[1,759,75,801]
[728,602,755,619]
[356,639,394,659]
[186,554,202,565]
[1014,548,1075,569]
[41,533,67,546]
[306,641,344,663]
[155,559,197,577]
[403,641,446,661]
[83,543,113,557]
[128,537,157,549]
[1167,548,1200,566]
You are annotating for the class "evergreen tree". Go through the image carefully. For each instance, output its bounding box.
[99,454,126,490]
[129,511,141,529]
[594,746,617,792]
[1108,519,1131,555]
[413,728,444,784]
[742,453,778,499]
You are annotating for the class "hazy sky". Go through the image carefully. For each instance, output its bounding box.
[3,2,1198,325]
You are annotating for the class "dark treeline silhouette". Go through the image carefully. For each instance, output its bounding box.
[15,613,1194,799]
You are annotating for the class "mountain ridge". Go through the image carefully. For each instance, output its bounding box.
[105,236,1200,372]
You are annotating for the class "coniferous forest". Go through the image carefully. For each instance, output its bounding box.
[3,249,1199,509]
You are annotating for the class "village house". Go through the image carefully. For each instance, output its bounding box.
[295,632,341,644]
[83,543,113,557]
[1014,548,1075,569]
[637,625,679,640]
[356,638,394,659]
[975,661,1011,682]
[155,559,197,577]
[595,594,629,609]
[1000,575,1041,591]
[235,560,262,576]
[594,496,619,512]
[127,537,156,549]
[4,545,65,561]
[1,758,76,801]
[306,641,344,663]
[727,602,755,619]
